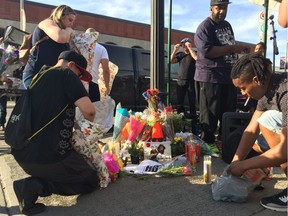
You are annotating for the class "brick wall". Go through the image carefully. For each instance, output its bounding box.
[0,0,195,45]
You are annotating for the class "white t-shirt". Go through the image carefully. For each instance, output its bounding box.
[90,43,109,84]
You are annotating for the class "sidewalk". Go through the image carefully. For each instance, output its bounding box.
[0,106,286,216]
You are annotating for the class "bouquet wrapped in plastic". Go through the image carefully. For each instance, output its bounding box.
[98,61,118,99]
[113,106,130,141]
[128,114,146,142]
[73,98,116,188]
[0,44,21,76]
[71,31,98,73]
[158,155,194,177]
[75,96,115,138]
[104,153,123,182]
[73,122,110,188]
[159,106,175,140]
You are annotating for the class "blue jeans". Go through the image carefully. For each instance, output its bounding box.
[255,110,282,151]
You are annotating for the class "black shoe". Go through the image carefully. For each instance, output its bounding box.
[201,130,215,143]
[191,116,199,136]
[13,177,46,215]
[200,123,215,143]
[260,188,288,212]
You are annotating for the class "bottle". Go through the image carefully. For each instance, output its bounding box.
[188,143,196,170]
[185,134,197,170]
[195,143,200,162]
[265,167,273,181]
[190,135,200,162]
[185,134,194,163]
[203,155,212,184]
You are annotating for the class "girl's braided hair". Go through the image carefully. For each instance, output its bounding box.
[231,52,272,84]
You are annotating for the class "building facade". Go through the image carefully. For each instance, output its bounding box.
[0,0,253,50]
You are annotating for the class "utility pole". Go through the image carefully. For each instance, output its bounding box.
[150,0,165,92]
[263,0,269,58]
[20,0,26,31]
[166,0,172,105]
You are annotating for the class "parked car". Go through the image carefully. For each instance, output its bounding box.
[103,43,180,111]
[1,25,252,113]
[103,43,247,112]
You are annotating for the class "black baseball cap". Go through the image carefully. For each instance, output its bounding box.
[58,50,92,82]
[210,0,231,6]
[180,38,192,44]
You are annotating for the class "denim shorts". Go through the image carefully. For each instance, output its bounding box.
[255,110,282,151]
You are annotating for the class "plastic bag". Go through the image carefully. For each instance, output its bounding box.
[212,168,255,203]
[158,155,193,177]
[175,132,219,157]
[133,160,163,174]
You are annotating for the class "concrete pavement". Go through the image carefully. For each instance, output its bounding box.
[0,101,287,216]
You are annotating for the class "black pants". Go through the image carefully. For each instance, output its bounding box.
[198,82,237,135]
[176,79,197,117]
[0,96,7,126]
[88,81,100,102]
[18,150,99,196]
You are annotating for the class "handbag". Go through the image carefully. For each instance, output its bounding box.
[5,67,68,150]
[19,34,49,65]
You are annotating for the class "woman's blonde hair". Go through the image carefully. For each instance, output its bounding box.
[49,5,76,29]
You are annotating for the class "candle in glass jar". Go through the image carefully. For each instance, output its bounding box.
[203,155,212,184]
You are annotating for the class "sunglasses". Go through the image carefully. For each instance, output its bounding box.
[74,64,83,77]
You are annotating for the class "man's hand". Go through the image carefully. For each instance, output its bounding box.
[173,43,181,51]
[232,44,251,54]
[0,76,13,87]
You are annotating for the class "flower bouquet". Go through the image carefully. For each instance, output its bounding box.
[112,106,130,141]
[142,88,159,112]
[158,155,194,177]
[128,113,146,142]
[170,136,185,157]
[0,44,21,76]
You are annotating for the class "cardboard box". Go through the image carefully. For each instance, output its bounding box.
[141,141,172,162]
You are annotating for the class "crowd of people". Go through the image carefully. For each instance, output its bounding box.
[171,0,287,212]
[0,0,286,214]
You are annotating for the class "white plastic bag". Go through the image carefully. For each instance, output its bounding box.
[212,168,255,203]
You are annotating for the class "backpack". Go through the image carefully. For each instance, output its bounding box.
[5,67,68,150]
[19,34,49,65]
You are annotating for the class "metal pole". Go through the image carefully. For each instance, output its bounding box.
[263,0,269,58]
[20,0,26,31]
[150,0,165,91]
[166,0,172,105]
[286,41,288,73]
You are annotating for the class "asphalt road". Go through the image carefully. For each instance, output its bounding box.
[0,101,286,216]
